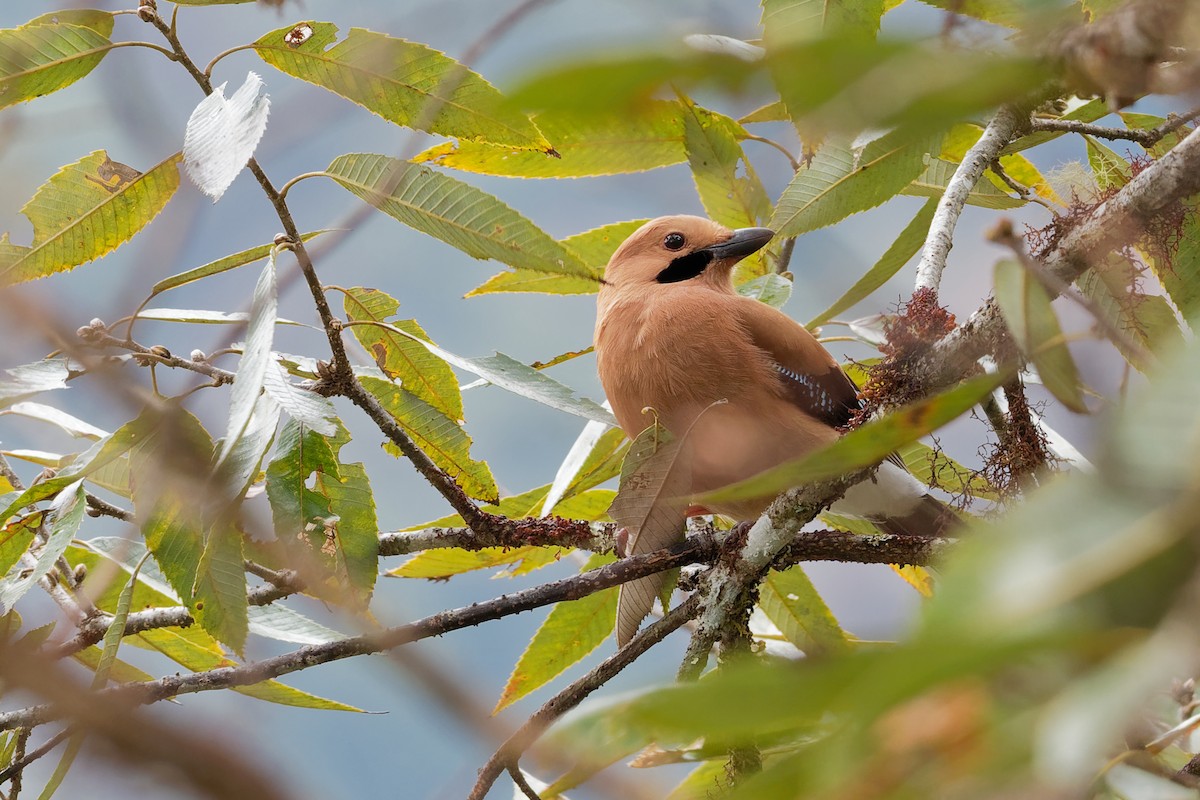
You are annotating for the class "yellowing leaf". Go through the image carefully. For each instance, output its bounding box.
[414,102,686,177]
[361,377,498,503]
[467,219,643,297]
[941,123,1061,204]
[891,564,934,597]
[2,151,181,285]
[0,14,114,110]
[496,554,618,712]
[254,22,549,151]
[903,157,1023,209]
[994,259,1087,412]
[324,153,590,276]
[342,287,463,419]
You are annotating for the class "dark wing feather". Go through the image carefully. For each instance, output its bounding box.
[774,363,861,429]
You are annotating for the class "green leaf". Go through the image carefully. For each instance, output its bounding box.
[2,151,181,285]
[1078,255,1183,370]
[667,761,729,800]
[771,130,942,237]
[467,219,644,297]
[324,153,590,276]
[739,101,788,124]
[0,512,40,578]
[361,376,497,502]
[264,420,380,606]
[761,0,886,44]
[0,413,144,524]
[389,545,560,579]
[736,273,793,309]
[496,553,618,712]
[698,370,1009,506]
[1158,207,1200,323]
[342,287,463,419]
[192,525,248,653]
[130,408,216,608]
[807,199,936,327]
[895,440,996,501]
[253,22,548,150]
[915,0,1029,26]
[0,15,114,111]
[941,123,1061,204]
[1120,111,1192,158]
[414,101,686,177]
[148,231,328,298]
[1084,135,1131,191]
[994,259,1087,412]
[0,481,85,613]
[759,565,852,656]
[218,251,277,464]
[681,100,773,280]
[903,157,1024,209]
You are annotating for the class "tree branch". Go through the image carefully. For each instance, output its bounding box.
[914,105,1027,293]
[468,594,701,800]
[1028,108,1200,147]
[921,122,1200,393]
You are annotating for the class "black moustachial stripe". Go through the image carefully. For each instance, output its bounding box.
[655,250,713,284]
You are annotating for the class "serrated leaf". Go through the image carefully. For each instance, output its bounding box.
[254,21,548,151]
[496,553,618,712]
[148,231,329,298]
[468,219,644,297]
[0,512,41,579]
[1084,135,1131,191]
[610,420,690,645]
[681,101,771,228]
[361,377,497,502]
[0,16,114,110]
[218,251,277,464]
[736,273,793,308]
[2,402,106,440]
[808,199,935,327]
[739,100,788,124]
[342,287,462,419]
[192,524,248,653]
[0,358,70,410]
[414,101,685,177]
[0,481,85,613]
[264,419,379,606]
[2,151,181,284]
[903,157,1024,209]
[761,0,886,44]
[1078,255,1183,370]
[915,0,1029,26]
[183,71,270,200]
[759,564,851,656]
[261,360,336,436]
[325,153,590,277]
[0,417,144,531]
[698,370,1009,506]
[895,440,996,500]
[771,131,941,237]
[131,408,216,608]
[994,259,1087,412]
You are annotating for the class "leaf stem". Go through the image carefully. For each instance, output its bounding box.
[203,43,257,78]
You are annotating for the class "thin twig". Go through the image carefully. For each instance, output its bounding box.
[85,331,234,384]
[468,595,701,800]
[508,765,545,800]
[0,727,68,788]
[914,105,1027,293]
[1028,108,1200,147]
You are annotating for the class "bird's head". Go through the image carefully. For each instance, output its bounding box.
[600,215,774,292]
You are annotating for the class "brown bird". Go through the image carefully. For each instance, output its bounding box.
[595,215,958,644]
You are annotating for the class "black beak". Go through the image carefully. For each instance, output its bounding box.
[701,227,775,262]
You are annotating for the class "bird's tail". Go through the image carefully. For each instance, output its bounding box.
[876,493,960,538]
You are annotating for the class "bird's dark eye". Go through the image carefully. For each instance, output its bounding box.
[663,233,685,251]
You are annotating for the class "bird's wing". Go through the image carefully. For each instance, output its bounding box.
[734,298,863,429]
